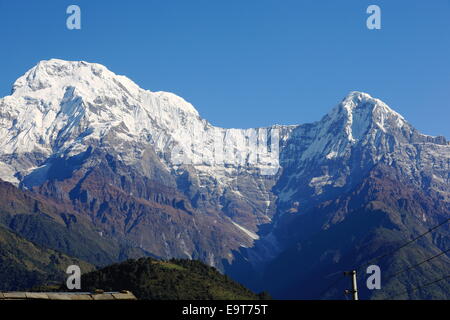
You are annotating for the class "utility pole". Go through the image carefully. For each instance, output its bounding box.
[344,270,359,300]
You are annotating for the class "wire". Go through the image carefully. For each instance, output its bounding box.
[314,217,449,300]
[387,274,450,299]
[354,218,450,273]
[383,248,450,282]
[317,274,346,300]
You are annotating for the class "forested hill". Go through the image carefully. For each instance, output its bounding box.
[68,257,271,300]
[0,225,94,291]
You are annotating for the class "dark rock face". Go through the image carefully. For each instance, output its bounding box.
[257,164,450,299]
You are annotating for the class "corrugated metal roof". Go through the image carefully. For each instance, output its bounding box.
[0,290,137,300]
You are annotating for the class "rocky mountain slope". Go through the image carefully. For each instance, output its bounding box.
[258,163,450,299]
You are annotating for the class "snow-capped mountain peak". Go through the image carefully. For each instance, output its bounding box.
[0,60,207,183]
[11,59,198,115]
[0,59,446,193]
[287,91,410,166]
[1,59,202,156]
[330,91,407,140]
[0,60,283,185]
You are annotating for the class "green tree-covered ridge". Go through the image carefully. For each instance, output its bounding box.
[72,257,270,300]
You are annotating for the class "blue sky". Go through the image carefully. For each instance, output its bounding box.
[1,1,449,137]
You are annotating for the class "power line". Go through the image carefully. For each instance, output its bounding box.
[317,274,346,300]
[315,217,449,300]
[387,274,450,299]
[354,217,450,273]
[383,248,450,282]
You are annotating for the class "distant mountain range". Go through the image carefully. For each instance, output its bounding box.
[0,59,448,299]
